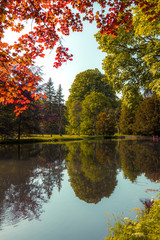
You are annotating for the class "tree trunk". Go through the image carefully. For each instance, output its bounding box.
[18,115,21,141]
[93,115,97,135]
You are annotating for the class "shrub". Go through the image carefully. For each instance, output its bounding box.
[106,196,160,240]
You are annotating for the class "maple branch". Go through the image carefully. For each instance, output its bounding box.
[28,0,50,30]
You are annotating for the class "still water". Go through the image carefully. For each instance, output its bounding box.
[0,140,160,240]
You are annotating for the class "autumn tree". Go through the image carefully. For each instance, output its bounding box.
[0,73,44,140]
[96,110,116,136]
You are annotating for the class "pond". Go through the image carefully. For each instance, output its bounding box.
[0,140,160,240]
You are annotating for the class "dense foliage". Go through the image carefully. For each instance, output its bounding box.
[1,0,160,137]
[66,69,118,135]
[1,0,158,114]
[0,78,66,139]
[95,1,160,98]
[134,95,160,136]
[96,111,116,136]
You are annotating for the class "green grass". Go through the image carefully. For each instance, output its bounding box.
[0,134,106,144]
[0,134,151,144]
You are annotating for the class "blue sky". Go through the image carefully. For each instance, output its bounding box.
[36,21,106,101]
[4,10,107,101]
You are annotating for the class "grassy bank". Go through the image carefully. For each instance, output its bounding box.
[106,196,160,240]
[0,134,153,144]
[0,134,106,144]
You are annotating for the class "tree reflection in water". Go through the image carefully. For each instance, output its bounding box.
[65,141,120,203]
[0,144,67,229]
[119,140,160,182]
[0,140,159,229]
[65,140,160,203]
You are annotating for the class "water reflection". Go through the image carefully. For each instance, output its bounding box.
[0,140,159,231]
[0,144,67,229]
[119,140,160,182]
[65,141,120,203]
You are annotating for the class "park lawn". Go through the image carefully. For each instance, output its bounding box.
[0,134,105,144]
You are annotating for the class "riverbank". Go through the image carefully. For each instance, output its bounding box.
[106,196,160,239]
[0,134,104,144]
[0,134,156,144]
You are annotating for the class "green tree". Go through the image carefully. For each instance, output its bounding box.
[16,102,42,140]
[132,2,160,95]
[81,91,110,135]
[119,103,135,135]
[66,100,82,135]
[0,99,42,141]
[122,84,143,113]
[118,85,143,135]
[95,25,159,95]
[66,69,118,135]
[67,68,117,104]
[44,78,56,113]
[43,78,57,136]
[55,84,65,136]
[0,104,16,139]
[134,95,160,136]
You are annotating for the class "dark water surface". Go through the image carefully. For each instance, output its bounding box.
[0,140,160,240]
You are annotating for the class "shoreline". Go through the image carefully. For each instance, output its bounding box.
[0,135,157,144]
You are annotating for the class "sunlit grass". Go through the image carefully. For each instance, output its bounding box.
[0,134,105,144]
[0,133,150,144]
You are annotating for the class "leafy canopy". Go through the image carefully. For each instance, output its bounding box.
[0,0,158,114]
[95,0,160,97]
[66,69,117,135]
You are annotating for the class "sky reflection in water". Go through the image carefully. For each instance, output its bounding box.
[0,140,160,240]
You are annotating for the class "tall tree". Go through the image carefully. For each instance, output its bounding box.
[66,69,118,135]
[66,100,82,135]
[67,68,117,104]
[96,28,155,94]
[55,84,65,136]
[95,3,160,96]
[44,78,56,113]
[134,95,160,136]
[118,85,143,135]
[81,91,110,135]
[119,103,135,135]
[43,78,57,136]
